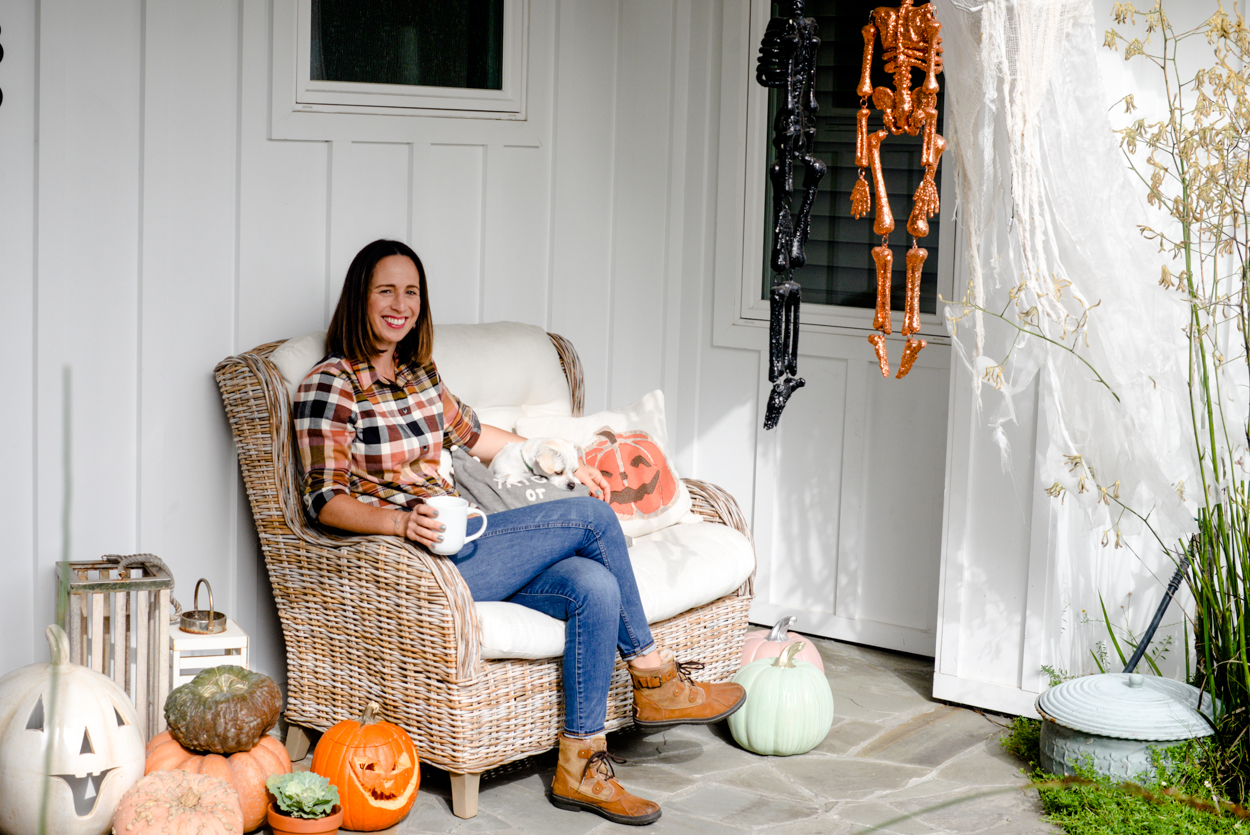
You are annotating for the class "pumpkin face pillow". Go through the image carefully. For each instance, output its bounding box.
[516,390,694,537]
[583,428,680,521]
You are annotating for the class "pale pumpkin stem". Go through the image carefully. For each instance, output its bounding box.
[45,624,71,666]
[767,616,797,642]
[774,641,806,668]
[179,788,201,808]
[361,701,382,725]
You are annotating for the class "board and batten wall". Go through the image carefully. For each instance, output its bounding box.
[1,0,953,704]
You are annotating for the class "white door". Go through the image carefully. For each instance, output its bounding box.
[713,0,954,656]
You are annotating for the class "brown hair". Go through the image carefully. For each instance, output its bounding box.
[326,239,433,367]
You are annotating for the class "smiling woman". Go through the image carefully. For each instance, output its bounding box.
[324,239,434,386]
[291,238,747,825]
[365,256,423,378]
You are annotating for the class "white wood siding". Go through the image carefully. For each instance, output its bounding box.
[2,0,950,690]
[2,0,732,679]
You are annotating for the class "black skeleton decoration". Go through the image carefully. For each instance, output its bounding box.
[757,0,824,430]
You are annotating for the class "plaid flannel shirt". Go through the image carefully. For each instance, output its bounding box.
[294,353,481,518]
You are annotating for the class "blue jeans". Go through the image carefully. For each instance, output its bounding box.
[449,496,656,736]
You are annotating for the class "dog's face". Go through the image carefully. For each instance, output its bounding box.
[522,438,582,491]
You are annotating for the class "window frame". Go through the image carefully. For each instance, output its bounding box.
[272,0,529,131]
[737,0,954,342]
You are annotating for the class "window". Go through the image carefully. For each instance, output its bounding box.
[741,0,950,338]
[273,0,528,127]
[311,1,505,91]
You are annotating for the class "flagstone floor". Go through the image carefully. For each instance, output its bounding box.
[287,635,1061,834]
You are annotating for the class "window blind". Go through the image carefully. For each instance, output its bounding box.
[762,0,944,315]
[312,0,505,91]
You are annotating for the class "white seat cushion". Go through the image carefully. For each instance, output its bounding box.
[477,520,755,660]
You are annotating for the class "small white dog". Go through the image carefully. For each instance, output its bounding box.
[490,438,583,491]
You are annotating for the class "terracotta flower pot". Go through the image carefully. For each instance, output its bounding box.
[267,802,344,835]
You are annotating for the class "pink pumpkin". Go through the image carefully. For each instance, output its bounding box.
[740,617,824,671]
[113,770,243,835]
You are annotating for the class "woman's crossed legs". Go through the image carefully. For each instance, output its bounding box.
[449,496,656,736]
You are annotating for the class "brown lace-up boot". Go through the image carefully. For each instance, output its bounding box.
[629,649,747,729]
[549,733,661,825]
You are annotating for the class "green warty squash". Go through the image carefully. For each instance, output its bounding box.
[165,665,282,754]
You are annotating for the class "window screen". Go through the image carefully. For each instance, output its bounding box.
[762,0,943,315]
[312,0,505,91]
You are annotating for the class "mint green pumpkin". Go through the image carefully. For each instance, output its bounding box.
[728,641,834,755]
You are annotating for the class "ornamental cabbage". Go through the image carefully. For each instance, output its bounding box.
[266,771,340,819]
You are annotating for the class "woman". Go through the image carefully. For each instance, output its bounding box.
[294,239,744,826]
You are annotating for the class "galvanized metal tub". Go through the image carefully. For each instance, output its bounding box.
[1035,673,1214,781]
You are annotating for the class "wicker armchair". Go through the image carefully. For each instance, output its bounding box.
[214,331,755,818]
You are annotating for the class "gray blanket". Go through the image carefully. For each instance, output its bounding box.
[451,446,591,514]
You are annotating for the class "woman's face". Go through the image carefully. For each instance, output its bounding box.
[367,254,422,355]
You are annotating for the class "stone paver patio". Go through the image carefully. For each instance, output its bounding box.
[287,635,1060,834]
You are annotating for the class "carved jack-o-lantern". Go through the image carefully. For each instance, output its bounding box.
[0,625,146,835]
[311,702,419,831]
[583,428,679,519]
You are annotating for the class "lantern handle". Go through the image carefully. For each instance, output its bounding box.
[193,578,215,615]
[107,552,183,624]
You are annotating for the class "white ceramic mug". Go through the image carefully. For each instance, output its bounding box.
[426,495,488,555]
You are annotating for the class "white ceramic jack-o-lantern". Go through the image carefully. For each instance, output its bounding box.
[0,625,146,835]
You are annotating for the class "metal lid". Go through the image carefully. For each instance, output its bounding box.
[1036,673,1215,741]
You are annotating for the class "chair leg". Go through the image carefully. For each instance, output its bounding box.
[449,772,481,819]
[285,724,312,762]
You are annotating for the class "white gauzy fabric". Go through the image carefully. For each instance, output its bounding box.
[935,0,1203,677]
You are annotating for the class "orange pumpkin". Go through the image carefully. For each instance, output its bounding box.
[583,428,678,518]
[113,770,243,835]
[145,730,291,832]
[311,702,419,831]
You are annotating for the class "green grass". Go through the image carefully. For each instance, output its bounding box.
[1000,717,1248,834]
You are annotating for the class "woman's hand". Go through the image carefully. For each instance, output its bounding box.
[402,504,446,549]
[319,494,451,552]
[576,462,612,503]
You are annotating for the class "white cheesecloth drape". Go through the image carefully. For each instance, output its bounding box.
[933,0,1218,679]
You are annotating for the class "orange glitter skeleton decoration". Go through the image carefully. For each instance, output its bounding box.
[851,0,945,379]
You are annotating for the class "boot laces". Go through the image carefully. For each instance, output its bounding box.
[583,749,626,782]
[675,659,706,684]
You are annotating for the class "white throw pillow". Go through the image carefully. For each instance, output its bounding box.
[270,331,329,401]
[516,390,693,537]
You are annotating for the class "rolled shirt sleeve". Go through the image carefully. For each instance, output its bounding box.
[441,385,482,451]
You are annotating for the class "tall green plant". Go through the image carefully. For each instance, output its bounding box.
[1106,1,1250,801]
